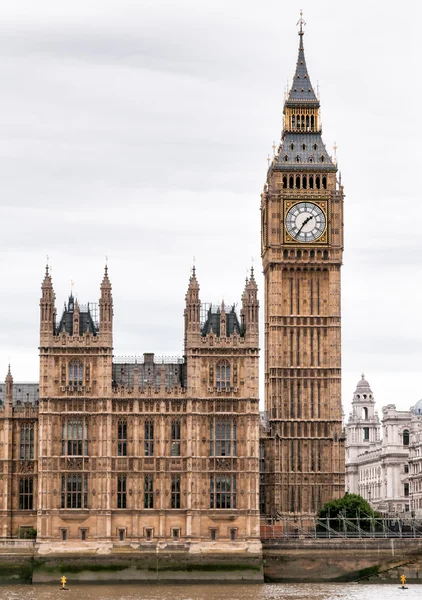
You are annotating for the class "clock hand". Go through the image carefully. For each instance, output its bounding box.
[296,214,314,235]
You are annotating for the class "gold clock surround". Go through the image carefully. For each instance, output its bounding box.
[283,199,328,244]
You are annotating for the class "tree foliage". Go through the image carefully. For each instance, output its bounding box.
[317,493,381,531]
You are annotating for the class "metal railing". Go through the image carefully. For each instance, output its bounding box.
[261,513,422,540]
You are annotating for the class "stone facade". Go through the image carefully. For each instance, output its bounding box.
[345,375,411,514]
[0,266,261,553]
[260,23,345,516]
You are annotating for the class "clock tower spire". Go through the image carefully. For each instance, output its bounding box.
[261,16,345,518]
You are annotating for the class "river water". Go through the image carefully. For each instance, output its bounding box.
[0,583,418,600]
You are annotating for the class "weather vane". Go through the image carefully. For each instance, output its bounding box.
[297,9,306,35]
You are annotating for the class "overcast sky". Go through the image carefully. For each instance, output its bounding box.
[0,1,420,418]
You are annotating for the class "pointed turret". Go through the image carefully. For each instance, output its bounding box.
[40,263,56,342]
[241,266,259,340]
[184,266,201,349]
[219,300,226,338]
[285,13,318,105]
[5,365,13,408]
[73,298,80,336]
[99,264,113,335]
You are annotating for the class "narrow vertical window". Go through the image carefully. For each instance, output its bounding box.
[171,474,181,509]
[144,420,154,456]
[216,360,230,389]
[171,420,181,456]
[62,418,87,456]
[117,475,127,508]
[317,330,321,365]
[297,381,301,419]
[290,380,295,419]
[68,360,83,386]
[296,279,300,314]
[144,474,154,508]
[296,330,300,366]
[290,278,294,315]
[118,420,127,456]
[317,382,321,418]
[310,329,314,365]
[20,425,34,460]
[290,330,294,366]
[210,419,236,456]
[310,278,314,314]
[310,380,314,418]
[19,477,34,510]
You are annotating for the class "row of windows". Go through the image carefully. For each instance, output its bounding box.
[18,474,237,511]
[64,359,233,388]
[58,526,237,542]
[62,419,237,457]
[282,174,327,189]
[289,115,316,131]
[17,418,238,460]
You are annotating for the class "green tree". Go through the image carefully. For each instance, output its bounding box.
[317,493,381,532]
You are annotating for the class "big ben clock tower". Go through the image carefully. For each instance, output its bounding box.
[261,15,345,517]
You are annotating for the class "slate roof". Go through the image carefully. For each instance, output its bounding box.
[274,132,336,172]
[0,383,39,406]
[56,294,98,336]
[286,32,318,106]
[112,356,186,389]
[201,305,242,337]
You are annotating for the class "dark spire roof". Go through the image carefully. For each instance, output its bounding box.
[285,20,318,106]
[56,294,98,337]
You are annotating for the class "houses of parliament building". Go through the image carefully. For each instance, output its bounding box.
[0,18,344,551]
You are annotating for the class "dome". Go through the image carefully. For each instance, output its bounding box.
[413,399,422,415]
[355,373,373,393]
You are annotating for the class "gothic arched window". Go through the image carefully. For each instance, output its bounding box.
[403,430,410,446]
[216,360,230,390]
[69,360,83,386]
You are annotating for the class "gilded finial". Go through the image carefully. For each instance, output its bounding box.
[267,154,271,167]
[297,9,306,36]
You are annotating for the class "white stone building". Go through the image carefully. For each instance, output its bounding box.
[408,400,422,516]
[345,375,411,514]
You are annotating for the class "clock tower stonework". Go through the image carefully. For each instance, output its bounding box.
[261,20,345,516]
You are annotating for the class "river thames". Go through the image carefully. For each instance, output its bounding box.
[0,583,419,600]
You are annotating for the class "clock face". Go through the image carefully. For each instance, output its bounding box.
[285,202,326,242]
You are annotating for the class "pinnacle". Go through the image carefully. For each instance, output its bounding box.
[5,364,13,382]
[101,264,112,290]
[286,19,318,105]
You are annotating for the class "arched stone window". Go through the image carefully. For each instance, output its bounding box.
[403,430,410,446]
[69,360,83,386]
[216,360,230,390]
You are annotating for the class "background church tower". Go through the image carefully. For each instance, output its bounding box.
[261,14,345,516]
